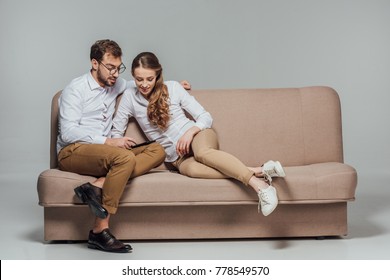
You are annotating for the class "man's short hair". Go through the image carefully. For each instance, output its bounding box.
[90,39,122,61]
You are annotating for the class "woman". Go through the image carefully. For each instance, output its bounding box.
[111,52,286,216]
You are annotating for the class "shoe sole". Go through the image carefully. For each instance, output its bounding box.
[74,187,108,219]
[88,242,132,253]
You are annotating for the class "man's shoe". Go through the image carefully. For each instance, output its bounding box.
[88,229,132,253]
[258,185,278,216]
[74,183,108,219]
[261,160,286,183]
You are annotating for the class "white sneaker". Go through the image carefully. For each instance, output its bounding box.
[262,160,286,183]
[258,185,278,216]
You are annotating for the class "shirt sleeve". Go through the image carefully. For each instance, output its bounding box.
[174,82,213,130]
[111,88,134,138]
[58,87,107,145]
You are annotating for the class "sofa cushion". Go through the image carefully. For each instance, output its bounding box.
[38,162,356,207]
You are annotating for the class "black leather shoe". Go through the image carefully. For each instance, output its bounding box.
[88,229,132,253]
[74,183,108,219]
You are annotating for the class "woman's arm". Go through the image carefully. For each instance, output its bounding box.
[175,82,213,130]
[173,81,213,156]
[110,89,137,148]
[176,126,200,156]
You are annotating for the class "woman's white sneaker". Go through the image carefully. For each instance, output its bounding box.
[258,185,278,216]
[262,160,286,183]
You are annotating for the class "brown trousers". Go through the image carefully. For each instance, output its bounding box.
[174,129,254,185]
[58,142,165,214]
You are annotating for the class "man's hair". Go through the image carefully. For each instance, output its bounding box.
[90,39,122,61]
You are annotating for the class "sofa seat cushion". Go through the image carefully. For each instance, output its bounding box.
[38,162,356,207]
[275,162,357,203]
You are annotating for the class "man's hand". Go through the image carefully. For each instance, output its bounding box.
[105,137,137,149]
[180,80,191,90]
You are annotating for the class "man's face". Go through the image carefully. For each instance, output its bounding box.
[92,53,123,87]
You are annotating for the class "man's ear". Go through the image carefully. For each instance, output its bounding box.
[91,59,99,71]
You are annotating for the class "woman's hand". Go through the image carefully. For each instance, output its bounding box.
[176,127,200,156]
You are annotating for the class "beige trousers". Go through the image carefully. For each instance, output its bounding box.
[58,142,165,214]
[174,129,253,186]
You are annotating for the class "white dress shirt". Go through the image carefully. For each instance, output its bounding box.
[57,72,132,153]
[111,81,213,162]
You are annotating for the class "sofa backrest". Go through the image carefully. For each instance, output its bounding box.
[50,86,343,168]
[50,91,61,168]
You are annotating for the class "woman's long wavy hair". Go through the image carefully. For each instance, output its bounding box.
[131,52,170,130]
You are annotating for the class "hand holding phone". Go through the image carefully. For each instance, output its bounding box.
[130,140,156,149]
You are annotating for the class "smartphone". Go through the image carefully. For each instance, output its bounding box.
[130,140,156,149]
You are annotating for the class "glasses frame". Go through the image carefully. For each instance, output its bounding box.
[99,61,126,75]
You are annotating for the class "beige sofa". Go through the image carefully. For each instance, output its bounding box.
[37,86,357,241]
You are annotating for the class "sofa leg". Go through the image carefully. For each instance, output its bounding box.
[316,236,326,240]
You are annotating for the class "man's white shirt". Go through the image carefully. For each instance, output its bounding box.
[57,72,133,153]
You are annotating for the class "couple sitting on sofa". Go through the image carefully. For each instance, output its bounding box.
[57,39,286,253]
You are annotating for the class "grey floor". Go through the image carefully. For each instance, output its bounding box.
[1,170,389,260]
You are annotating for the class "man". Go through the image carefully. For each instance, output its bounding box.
[57,39,169,253]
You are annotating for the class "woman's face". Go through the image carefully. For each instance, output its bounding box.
[133,66,157,99]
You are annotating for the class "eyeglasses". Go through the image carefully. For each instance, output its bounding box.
[99,61,126,75]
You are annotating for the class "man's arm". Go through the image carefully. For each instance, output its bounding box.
[58,87,107,145]
[105,137,137,149]
[180,80,191,90]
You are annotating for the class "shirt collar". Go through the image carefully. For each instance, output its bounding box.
[87,71,105,91]
[134,89,151,104]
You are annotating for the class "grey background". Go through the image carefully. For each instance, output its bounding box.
[1,0,389,176]
[0,0,389,259]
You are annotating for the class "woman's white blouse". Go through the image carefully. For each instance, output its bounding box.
[111,81,213,162]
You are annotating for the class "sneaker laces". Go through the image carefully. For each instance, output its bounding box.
[263,169,274,183]
[258,190,270,212]
[264,162,284,183]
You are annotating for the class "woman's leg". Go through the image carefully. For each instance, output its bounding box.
[176,156,229,179]
[189,128,279,216]
[190,129,254,185]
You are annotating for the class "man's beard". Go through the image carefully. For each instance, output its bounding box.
[97,68,116,87]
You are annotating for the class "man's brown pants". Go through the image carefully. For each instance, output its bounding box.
[58,142,165,214]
